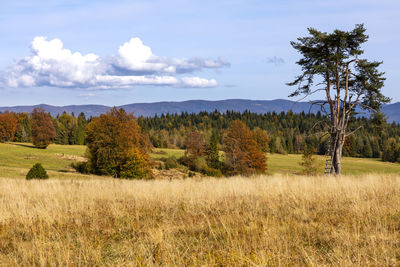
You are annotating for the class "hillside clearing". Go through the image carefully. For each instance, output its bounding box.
[0,143,399,178]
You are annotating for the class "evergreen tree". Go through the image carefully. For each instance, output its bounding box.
[14,112,31,142]
[207,130,220,169]
[75,112,87,145]
[26,163,49,179]
[288,24,389,174]
[362,137,373,158]
[300,145,318,176]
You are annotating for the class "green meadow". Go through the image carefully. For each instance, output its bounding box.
[0,142,399,179]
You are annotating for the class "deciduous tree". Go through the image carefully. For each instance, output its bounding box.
[223,120,266,175]
[0,111,18,142]
[184,131,206,161]
[31,108,56,149]
[252,127,270,153]
[85,107,152,178]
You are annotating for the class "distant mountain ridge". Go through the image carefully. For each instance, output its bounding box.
[0,99,399,123]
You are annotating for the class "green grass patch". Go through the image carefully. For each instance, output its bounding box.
[0,142,89,179]
[150,148,185,159]
[267,153,400,175]
[0,143,399,178]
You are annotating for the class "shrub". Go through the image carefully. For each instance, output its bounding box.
[193,157,208,172]
[119,148,152,179]
[300,146,318,175]
[26,163,49,180]
[71,161,90,174]
[164,157,179,170]
[202,167,223,177]
[190,157,222,177]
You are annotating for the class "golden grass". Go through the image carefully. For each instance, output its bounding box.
[0,175,399,266]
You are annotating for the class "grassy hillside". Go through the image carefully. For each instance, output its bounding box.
[0,142,399,178]
[150,147,400,176]
[0,143,91,179]
[0,175,399,265]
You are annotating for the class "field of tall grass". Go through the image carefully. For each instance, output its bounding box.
[0,175,399,266]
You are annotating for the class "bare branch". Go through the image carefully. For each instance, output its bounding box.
[290,88,327,110]
[358,103,378,113]
[345,125,363,138]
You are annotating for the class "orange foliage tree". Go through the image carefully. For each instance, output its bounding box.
[31,108,56,148]
[184,131,207,161]
[0,111,18,142]
[252,127,270,153]
[85,107,152,179]
[223,120,266,175]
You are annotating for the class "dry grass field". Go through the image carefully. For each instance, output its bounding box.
[0,175,399,266]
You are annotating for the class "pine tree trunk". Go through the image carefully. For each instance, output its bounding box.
[330,131,345,175]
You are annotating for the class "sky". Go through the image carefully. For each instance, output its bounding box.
[0,0,399,106]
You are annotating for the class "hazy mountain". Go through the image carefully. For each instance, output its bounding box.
[0,99,399,123]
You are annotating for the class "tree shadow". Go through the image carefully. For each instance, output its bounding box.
[11,143,37,149]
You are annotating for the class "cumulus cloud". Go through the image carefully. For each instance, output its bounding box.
[111,37,230,75]
[1,36,229,89]
[180,77,218,88]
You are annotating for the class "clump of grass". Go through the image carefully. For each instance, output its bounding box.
[0,175,399,265]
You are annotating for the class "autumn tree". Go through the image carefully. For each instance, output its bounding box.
[288,24,389,175]
[184,131,207,161]
[252,127,270,153]
[0,111,18,142]
[85,107,152,179]
[31,108,56,149]
[223,120,266,175]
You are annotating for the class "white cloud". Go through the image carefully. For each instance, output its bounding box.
[112,37,230,75]
[1,36,229,89]
[181,77,218,88]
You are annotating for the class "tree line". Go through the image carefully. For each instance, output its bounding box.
[1,108,400,165]
[137,110,400,161]
[0,108,87,147]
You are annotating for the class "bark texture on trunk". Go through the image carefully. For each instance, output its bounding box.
[330,130,345,175]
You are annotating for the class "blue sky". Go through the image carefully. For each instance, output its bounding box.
[0,0,399,106]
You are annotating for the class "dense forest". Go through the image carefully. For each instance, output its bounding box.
[138,110,400,160]
[1,109,400,162]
